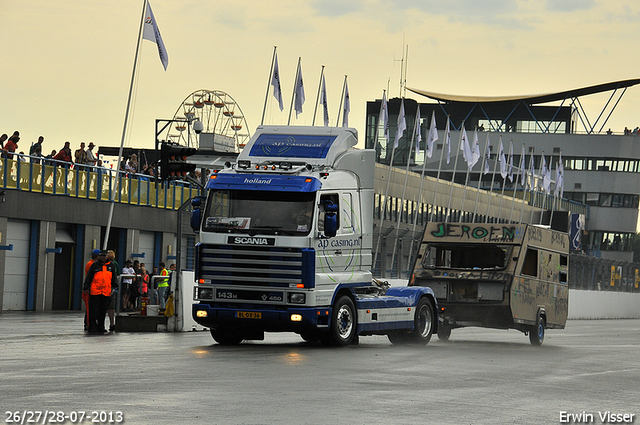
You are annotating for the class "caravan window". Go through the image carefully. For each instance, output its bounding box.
[521,248,538,277]
[422,244,511,270]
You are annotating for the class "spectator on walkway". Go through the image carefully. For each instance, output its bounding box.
[0,133,7,150]
[83,250,117,334]
[29,136,44,164]
[85,142,97,167]
[4,132,19,159]
[44,150,57,166]
[53,142,73,168]
[126,154,139,174]
[74,142,88,170]
[106,250,120,332]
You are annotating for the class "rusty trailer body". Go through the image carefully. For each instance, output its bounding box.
[410,222,569,345]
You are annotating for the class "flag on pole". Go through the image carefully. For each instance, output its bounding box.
[555,154,564,198]
[460,126,472,168]
[380,92,389,145]
[471,129,480,168]
[508,143,514,182]
[271,53,284,111]
[294,60,305,117]
[142,1,169,71]
[394,99,406,148]
[415,107,422,155]
[499,138,507,179]
[520,145,526,186]
[541,154,551,193]
[320,74,329,126]
[445,118,451,164]
[483,135,491,175]
[529,151,535,190]
[342,79,350,127]
[426,111,438,159]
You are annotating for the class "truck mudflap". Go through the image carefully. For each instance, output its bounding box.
[355,286,437,335]
[192,303,331,333]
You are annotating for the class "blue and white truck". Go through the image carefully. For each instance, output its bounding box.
[191,125,437,346]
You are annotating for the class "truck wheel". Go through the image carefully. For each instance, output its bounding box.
[210,329,243,345]
[407,297,434,345]
[529,315,545,346]
[437,326,451,341]
[325,295,357,346]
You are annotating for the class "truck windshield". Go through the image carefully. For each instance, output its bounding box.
[202,189,315,235]
[422,244,511,270]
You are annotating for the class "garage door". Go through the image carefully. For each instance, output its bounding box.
[3,220,30,310]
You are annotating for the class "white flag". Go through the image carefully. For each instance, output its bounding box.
[142,1,169,71]
[508,143,514,182]
[541,154,551,194]
[529,151,535,190]
[471,129,480,168]
[483,135,491,175]
[519,145,526,186]
[460,127,475,169]
[499,138,507,179]
[294,60,305,117]
[394,99,406,149]
[320,74,329,126]
[342,79,350,127]
[415,107,422,155]
[445,118,451,164]
[380,92,389,145]
[426,111,438,159]
[555,154,564,198]
[270,53,284,111]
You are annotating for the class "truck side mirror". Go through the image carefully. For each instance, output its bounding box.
[323,201,338,238]
[190,196,203,233]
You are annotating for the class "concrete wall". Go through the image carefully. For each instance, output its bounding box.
[568,290,640,319]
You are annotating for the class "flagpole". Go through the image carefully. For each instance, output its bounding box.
[446,122,464,222]
[458,127,477,223]
[336,76,347,127]
[103,0,147,250]
[312,65,324,126]
[518,144,528,224]
[287,57,301,125]
[372,91,389,273]
[430,116,449,222]
[406,110,429,271]
[472,133,490,223]
[497,140,513,223]
[390,109,418,276]
[261,46,277,125]
[485,135,501,223]
[508,143,522,223]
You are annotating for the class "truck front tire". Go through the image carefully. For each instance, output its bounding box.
[323,295,357,347]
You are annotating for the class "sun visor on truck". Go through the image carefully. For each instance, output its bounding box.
[206,173,322,192]
[248,134,337,159]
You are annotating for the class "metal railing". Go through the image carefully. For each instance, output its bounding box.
[0,153,197,210]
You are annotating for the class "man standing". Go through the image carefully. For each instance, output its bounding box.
[83,249,100,331]
[85,142,97,167]
[83,250,118,334]
[29,136,44,164]
[74,142,87,170]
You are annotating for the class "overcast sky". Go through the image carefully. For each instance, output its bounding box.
[2,0,640,156]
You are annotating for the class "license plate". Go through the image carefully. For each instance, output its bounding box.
[236,311,262,319]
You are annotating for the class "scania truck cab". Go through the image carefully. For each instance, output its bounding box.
[191,125,437,346]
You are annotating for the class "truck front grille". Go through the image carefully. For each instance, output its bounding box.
[197,244,309,287]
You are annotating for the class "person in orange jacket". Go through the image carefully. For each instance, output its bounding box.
[83,250,118,334]
[83,249,100,331]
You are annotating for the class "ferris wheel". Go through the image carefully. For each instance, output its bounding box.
[163,89,251,151]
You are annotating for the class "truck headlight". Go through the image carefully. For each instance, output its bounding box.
[288,293,305,304]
